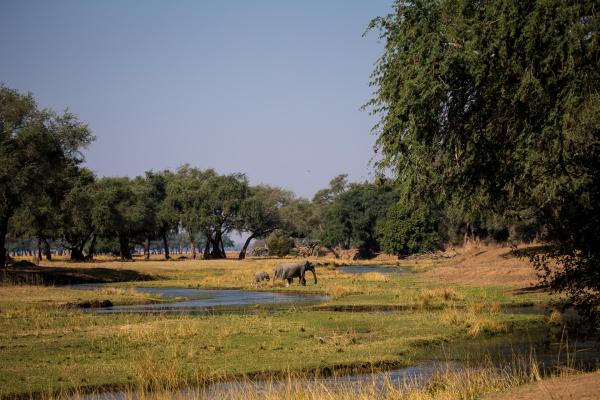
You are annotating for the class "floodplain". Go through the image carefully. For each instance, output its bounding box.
[1,245,598,399]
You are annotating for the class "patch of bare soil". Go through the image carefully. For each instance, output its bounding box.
[487,371,600,400]
[424,244,539,287]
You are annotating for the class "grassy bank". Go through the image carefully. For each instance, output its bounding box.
[0,246,584,397]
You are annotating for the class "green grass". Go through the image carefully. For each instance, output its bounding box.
[0,256,554,397]
[0,304,544,396]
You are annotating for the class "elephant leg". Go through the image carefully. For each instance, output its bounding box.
[286,277,292,286]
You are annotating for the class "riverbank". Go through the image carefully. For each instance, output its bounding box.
[0,245,596,398]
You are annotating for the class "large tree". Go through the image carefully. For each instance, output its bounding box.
[199,173,249,259]
[58,168,97,261]
[92,177,151,260]
[165,166,216,259]
[0,85,93,267]
[144,170,177,259]
[368,1,600,318]
[238,185,292,259]
[319,182,398,258]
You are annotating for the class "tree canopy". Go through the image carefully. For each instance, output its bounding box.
[1,85,94,267]
[367,0,600,318]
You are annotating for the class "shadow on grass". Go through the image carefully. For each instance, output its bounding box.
[1,263,154,285]
[505,244,552,259]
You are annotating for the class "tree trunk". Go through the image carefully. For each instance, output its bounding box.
[162,232,170,260]
[37,237,43,262]
[119,235,132,260]
[189,231,196,259]
[203,234,211,259]
[220,237,226,259]
[210,231,226,259]
[1,219,8,268]
[86,234,97,261]
[238,235,255,260]
[210,234,218,258]
[42,238,52,261]
[144,239,150,260]
[70,246,85,261]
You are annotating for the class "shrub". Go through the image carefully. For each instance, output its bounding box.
[266,230,294,257]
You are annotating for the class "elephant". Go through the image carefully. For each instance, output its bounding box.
[255,271,270,284]
[274,261,317,286]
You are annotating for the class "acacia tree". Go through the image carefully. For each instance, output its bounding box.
[0,85,93,267]
[368,0,600,319]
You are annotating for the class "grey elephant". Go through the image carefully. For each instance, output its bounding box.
[274,261,317,286]
[255,271,270,284]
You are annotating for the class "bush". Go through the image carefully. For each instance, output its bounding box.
[266,230,294,257]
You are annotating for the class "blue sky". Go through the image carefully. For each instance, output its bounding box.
[1,0,393,199]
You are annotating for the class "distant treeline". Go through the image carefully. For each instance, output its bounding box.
[1,84,545,267]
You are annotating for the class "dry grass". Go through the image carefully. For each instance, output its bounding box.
[326,284,363,299]
[419,287,462,302]
[441,303,509,337]
[424,244,538,286]
[53,355,575,400]
[359,272,390,282]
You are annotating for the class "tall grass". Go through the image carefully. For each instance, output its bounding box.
[441,302,509,337]
[56,353,579,400]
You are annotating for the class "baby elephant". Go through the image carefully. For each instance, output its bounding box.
[274,261,317,286]
[255,271,270,284]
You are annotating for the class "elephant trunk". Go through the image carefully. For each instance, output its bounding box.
[311,269,317,285]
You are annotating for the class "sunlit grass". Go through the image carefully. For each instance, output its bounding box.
[0,247,562,397]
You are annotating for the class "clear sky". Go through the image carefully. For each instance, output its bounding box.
[1,0,392,199]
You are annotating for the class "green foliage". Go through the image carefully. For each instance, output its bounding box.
[238,185,293,258]
[377,202,442,256]
[0,85,93,266]
[200,172,249,257]
[266,229,295,257]
[368,0,600,318]
[164,166,213,257]
[164,166,249,258]
[92,177,153,259]
[319,182,398,258]
[312,174,348,206]
[57,168,97,260]
[279,198,318,239]
[145,171,177,234]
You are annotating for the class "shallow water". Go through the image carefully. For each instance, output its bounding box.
[74,285,329,314]
[337,265,412,275]
[78,361,462,400]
